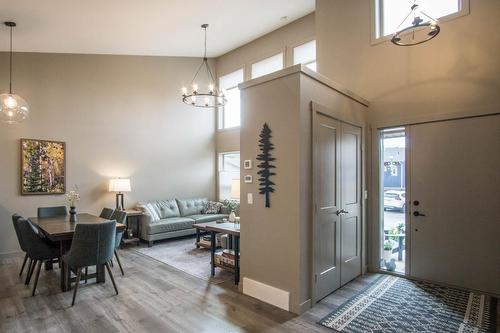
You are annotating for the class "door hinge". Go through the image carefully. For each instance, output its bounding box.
[314,274,318,283]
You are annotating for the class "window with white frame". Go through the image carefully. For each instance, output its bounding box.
[293,40,316,71]
[218,152,240,201]
[251,53,284,79]
[218,69,244,129]
[374,0,467,39]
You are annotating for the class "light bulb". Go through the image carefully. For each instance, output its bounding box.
[4,95,18,108]
[208,84,214,93]
[181,87,188,95]
[192,84,198,92]
[7,111,13,117]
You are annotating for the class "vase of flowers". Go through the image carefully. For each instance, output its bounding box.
[222,199,238,223]
[66,189,80,223]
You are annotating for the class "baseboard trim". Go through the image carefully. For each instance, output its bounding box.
[242,277,290,312]
[0,251,23,259]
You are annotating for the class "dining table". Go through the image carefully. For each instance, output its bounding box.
[28,213,126,292]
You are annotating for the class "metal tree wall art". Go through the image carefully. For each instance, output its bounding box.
[256,123,276,208]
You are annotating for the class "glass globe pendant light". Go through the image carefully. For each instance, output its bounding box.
[181,24,226,108]
[1,21,29,124]
[391,1,440,46]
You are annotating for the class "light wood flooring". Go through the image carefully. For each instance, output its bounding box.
[0,248,380,332]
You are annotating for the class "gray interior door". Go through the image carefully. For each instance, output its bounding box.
[340,123,362,285]
[409,114,500,294]
[313,113,341,302]
[313,112,363,302]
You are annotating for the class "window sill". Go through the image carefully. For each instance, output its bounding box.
[217,126,241,133]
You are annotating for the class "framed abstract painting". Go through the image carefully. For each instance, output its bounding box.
[20,139,66,195]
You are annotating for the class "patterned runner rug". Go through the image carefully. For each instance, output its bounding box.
[319,275,497,333]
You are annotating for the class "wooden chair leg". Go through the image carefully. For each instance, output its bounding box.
[84,267,88,283]
[104,262,119,295]
[25,259,35,285]
[71,267,82,306]
[31,260,43,296]
[19,253,28,277]
[114,250,124,276]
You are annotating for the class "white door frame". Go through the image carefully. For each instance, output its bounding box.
[311,102,366,303]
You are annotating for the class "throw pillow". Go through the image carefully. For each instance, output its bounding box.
[202,201,222,214]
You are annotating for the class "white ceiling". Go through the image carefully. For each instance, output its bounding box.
[0,0,314,57]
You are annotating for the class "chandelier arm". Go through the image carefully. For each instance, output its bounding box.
[419,11,438,23]
[395,10,414,30]
[9,25,13,94]
[205,60,216,85]
[190,60,206,85]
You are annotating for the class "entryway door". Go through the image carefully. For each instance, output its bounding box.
[409,114,500,295]
[313,112,362,302]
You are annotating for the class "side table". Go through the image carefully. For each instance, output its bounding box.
[122,209,143,247]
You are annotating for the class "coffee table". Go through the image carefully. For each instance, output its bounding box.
[200,222,240,285]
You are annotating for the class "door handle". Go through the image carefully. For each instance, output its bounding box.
[336,209,349,216]
[413,211,426,217]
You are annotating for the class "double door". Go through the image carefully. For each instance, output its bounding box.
[313,112,362,302]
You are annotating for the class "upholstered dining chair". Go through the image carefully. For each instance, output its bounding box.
[62,221,118,306]
[37,206,68,218]
[15,217,61,296]
[110,210,127,276]
[11,214,29,277]
[100,207,115,220]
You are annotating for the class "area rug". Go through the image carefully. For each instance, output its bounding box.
[134,236,233,284]
[319,275,497,333]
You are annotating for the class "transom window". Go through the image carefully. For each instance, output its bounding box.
[251,53,284,79]
[218,69,244,129]
[293,40,316,71]
[375,0,468,39]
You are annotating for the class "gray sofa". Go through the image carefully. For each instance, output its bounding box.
[136,198,228,246]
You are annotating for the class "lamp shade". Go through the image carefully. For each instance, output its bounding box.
[230,179,240,200]
[109,178,131,192]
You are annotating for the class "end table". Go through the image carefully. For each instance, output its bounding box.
[121,209,143,247]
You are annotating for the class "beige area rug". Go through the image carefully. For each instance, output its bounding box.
[133,236,233,284]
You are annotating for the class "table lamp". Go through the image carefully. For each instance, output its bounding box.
[109,178,131,211]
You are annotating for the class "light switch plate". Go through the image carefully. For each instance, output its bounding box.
[247,193,253,204]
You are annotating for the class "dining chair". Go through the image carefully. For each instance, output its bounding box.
[12,214,29,277]
[62,221,118,306]
[15,217,61,296]
[100,207,115,220]
[111,210,127,276]
[37,206,68,218]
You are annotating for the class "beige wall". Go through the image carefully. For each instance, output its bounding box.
[239,67,368,314]
[316,0,500,270]
[316,0,500,127]
[215,13,316,154]
[0,52,216,255]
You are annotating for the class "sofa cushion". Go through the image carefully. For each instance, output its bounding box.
[147,217,195,235]
[202,201,223,214]
[137,202,161,222]
[188,214,228,223]
[156,199,180,219]
[176,198,208,217]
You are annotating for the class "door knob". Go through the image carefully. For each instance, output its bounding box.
[413,211,426,217]
[335,209,349,216]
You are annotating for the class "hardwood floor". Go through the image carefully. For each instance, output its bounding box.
[0,249,379,333]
